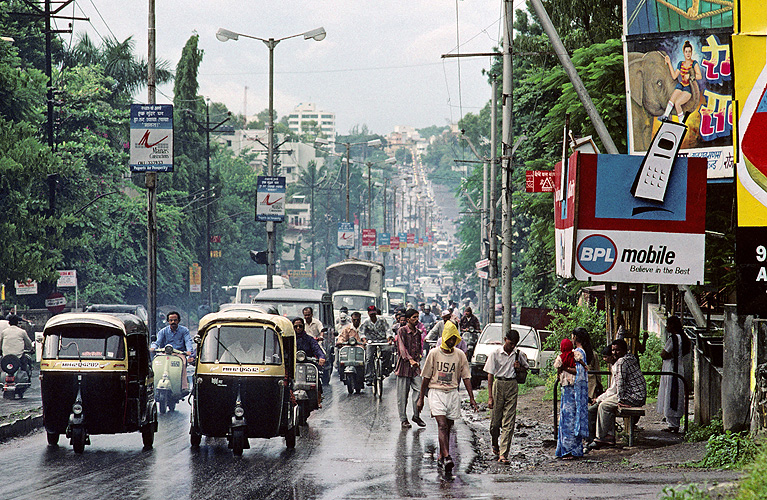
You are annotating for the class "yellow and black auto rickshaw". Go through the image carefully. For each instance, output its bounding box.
[40,312,158,453]
[191,309,297,455]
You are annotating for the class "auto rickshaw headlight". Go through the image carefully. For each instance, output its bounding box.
[164,345,174,355]
[296,350,306,362]
[234,406,245,418]
[72,403,83,415]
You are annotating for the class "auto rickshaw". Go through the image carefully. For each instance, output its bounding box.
[40,312,158,453]
[190,310,297,455]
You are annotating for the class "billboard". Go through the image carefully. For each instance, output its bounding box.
[390,234,400,251]
[379,232,391,253]
[624,29,733,178]
[129,104,173,172]
[556,153,707,284]
[362,229,377,251]
[554,153,578,278]
[256,176,286,222]
[398,232,407,249]
[337,222,355,249]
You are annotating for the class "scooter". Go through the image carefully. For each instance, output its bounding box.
[152,345,190,413]
[1,351,33,399]
[294,351,321,427]
[337,338,365,395]
[461,326,479,363]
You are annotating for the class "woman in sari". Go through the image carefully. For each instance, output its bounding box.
[554,333,589,458]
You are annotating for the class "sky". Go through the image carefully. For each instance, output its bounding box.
[63,0,506,136]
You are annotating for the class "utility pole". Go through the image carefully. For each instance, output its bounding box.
[383,177,388,270]
[366,161,372,260]
[345,145,351,259]
[147,0,158,338]
[489,75,499,325]
[500,0,513,333]
[186,102,230,307]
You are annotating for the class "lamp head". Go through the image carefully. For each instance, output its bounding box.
[367,139,382,147]
[304,27,326,41]
[216,28,239,42]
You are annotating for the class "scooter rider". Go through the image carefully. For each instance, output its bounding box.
[337,312,365,346]
[459,306,480,332]
[360,305,393,385]
[302,306,323,341]
[150,311,194,390]
[0,315,32,371]
[293,317,326,407]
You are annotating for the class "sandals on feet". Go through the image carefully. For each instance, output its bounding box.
[498,456,510,464]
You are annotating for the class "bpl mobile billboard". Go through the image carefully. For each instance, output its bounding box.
[555,153,707,284]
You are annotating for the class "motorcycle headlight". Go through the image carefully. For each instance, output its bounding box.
[349,337,357,346]
[164,345,174,355]
[234,406,245,418]
[296,351,306,362]
[72,403,83,415]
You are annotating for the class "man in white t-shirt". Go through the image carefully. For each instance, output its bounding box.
[417,321,478,476]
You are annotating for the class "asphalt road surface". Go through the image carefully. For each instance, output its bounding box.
[0,373,741,500]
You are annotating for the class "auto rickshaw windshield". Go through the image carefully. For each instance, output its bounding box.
[200,325,282,364]
[43,326,126,360]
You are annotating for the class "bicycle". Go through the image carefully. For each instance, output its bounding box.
[368,341,391,399]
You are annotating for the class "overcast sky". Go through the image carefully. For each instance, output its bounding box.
[67,0,506,136]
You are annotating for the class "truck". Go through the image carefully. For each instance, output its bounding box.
[326,259,386,318]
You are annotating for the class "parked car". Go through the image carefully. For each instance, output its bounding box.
[469,323,542,389]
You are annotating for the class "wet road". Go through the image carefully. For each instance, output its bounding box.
[0,373,741,499]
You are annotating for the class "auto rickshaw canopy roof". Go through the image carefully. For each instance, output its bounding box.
[198,310,295,337]
[43,312,148,337]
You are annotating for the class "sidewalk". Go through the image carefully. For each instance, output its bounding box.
[0,367,44,441]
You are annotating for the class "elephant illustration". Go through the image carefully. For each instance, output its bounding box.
[628,51,700,151]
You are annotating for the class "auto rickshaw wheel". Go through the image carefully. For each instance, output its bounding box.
[231,428,245,456]
[71,427,86,454]
[285,424,296,449]
[190,427,202,447]
[46,432,59,446]
[141,423,155,449]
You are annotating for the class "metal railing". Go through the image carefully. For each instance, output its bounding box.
[552,370,690,439]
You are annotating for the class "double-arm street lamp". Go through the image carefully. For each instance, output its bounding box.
[216,26,326,289]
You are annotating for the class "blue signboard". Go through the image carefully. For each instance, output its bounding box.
[130,104,174,172]
[256,176,286,222]
[337,222,355,249]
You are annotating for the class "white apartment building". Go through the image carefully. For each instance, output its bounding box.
[287,103,336,139]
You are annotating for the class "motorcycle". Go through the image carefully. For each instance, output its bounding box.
[294,351,321,426]
[337,338,365,395]
[152,344,191,413]
[1,351,33,399]
[461,326,479,362]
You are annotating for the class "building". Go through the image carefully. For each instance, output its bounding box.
[287,103,336,139]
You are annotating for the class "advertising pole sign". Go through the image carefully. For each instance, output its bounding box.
[256,176,286,222]
[556,152,707,284]
[56,270,77,287]
[337,222,355,249]
[526,170,556,193]
[379,232,391,253]
[362,229,377,251]
[390,234,400,251]
[407,233,415,247]
[14,280,37,295]
[129,104,174,173]
[398,232,407,249]
[733,0,767,314]
[189,263,202,293]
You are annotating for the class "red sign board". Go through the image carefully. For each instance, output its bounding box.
[45,292,66,314]
[390,235,400,250]
[362,229,377,250]
[526,170,556,193]
[407,233,415,246]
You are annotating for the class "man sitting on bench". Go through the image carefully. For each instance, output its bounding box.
[589,339,646,449]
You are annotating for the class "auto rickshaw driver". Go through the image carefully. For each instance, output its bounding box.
[150,311,195,390]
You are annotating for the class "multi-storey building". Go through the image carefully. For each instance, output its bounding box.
[287,103,336,139]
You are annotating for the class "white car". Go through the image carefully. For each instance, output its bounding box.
[469,323,542,389]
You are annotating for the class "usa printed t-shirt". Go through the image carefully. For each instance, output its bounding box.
[422,347,470,391]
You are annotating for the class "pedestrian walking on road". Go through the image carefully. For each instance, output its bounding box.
[395,309,425,429]
[483,328,529,464]
[417,321,478,475]
[554,337,589,458]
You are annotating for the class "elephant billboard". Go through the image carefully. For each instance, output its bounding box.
[624,29,733,179]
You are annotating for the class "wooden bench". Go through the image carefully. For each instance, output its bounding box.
[616,407,645,447]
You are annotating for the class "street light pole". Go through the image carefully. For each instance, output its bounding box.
[345,143,351,259]
[216,26,326,288]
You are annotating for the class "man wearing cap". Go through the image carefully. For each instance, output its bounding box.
[360,305,393,384]
[483,329,529,464]
[417,321,478,475]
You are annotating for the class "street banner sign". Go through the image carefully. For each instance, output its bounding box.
[130,104,173,172]
[14,280,37,295]
[379,232,390,253]
[560,153,707,285]
[390,234,399,251]
[398,232,407,249]
[56,270,77,287]
[407,233,415,247]
[525,170,556,193]
[418,237,424,248]
[337,222,355,249]
[256,176,286,222]
[362,229,377,251]
[475,258,490,269]
[189,263,201,293]
[477,270,489,279]
[288,269,312,277]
